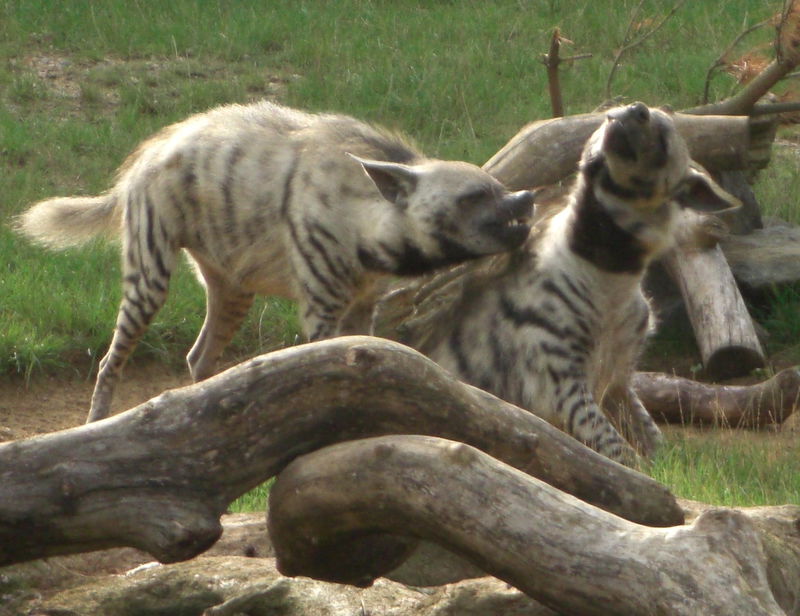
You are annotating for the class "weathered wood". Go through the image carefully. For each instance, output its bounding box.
[483,112,751,189]
[633,367,800,427]
[0,337,682,566]
[664,215,766,380]
[268,435,785,616]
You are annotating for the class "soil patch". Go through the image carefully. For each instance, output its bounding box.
[0,362,191,440]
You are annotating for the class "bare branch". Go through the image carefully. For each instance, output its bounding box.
[702,18,772,104]
[543,28,565,117]
[752,99,800,114]
[540,29,591,118]
[691,1,800,115]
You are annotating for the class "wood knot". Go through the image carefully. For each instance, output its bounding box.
[445,442,478,466]
[516,432,539,454]
[345,345,380,369]
[373,441,396,461]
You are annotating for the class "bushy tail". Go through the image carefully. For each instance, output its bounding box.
[15,193,122,249]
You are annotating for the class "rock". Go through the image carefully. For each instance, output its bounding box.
[0,513,271,616]
[5,507,799,616]
[19,556,558,616]
[386,540,486,587]
[717,169,763,235]
[722,222,800,290]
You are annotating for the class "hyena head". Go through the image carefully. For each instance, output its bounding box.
[351,155,535,275]
[584,102,738,215]
[574,102,739,265]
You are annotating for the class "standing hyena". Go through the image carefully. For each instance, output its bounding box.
[18,101,534,422]
[383,103,739,466]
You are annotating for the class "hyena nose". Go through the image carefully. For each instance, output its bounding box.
[627,102,650,124]
[509,189,536,213]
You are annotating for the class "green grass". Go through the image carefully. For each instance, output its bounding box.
[1,0,798,510]
[652,429,800,506]
[0,0,781,376]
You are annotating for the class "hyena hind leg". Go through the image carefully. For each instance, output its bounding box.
[87,266,174,423]
[186,265,255,382]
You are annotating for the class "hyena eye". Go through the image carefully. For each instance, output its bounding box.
[458,187,492,207]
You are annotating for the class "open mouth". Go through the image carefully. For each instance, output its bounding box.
[485,193,534,245]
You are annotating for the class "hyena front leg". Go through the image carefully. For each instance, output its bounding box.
[555,376,639,467]
[186,263,255,382]
[297,286,349,341]
[88,215,177,422]
[288,226,357,341]
[602,385,664,459]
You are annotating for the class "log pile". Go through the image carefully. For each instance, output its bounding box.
[1,337,798,615]
[0,338,681,567]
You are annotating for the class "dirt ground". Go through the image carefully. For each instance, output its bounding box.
[0,362,194,440]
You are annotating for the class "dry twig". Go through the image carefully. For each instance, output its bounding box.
[540,28,591,118]
[702,18,772,104]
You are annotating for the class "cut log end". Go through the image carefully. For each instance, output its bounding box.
[705,346,766,381]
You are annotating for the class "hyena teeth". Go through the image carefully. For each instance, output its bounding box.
[424,103,739,467]
[16,101,528,423]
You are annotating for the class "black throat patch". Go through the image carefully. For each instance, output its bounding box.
[567,179,648,274]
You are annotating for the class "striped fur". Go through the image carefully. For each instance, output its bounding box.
[403,103,739,466]
[17,101,534,422]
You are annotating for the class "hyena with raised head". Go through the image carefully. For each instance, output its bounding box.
[398,103,738,466]
[18,101,534,423]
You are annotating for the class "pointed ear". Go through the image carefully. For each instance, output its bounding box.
[348,154,418,208]
[675,163,741,214]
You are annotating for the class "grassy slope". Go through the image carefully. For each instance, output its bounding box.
[1,0,797,508]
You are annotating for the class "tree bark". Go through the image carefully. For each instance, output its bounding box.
[633,367,800,427]
[268,435,786,616]
[0,337,682,567]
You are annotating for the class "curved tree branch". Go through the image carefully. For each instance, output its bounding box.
[269,435,785,616]
[0,337,682,566]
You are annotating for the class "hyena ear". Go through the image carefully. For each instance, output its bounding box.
[348,154,418,209]
[674,162,741,214]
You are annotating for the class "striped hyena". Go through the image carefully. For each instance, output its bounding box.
[384,103,738,466]
[18,101,534,422]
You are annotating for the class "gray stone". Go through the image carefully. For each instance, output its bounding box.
[722,222,800,290]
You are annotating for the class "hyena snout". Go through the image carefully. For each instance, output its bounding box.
[604,102,665,165]
[463,188,535,253]
[601,102,691,202]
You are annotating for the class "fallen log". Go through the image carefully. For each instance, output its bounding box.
[269,435,786,616]
[483,112,755,189]
[663,228,766,380]
[0,337,682,566]
[632,367,800,427]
